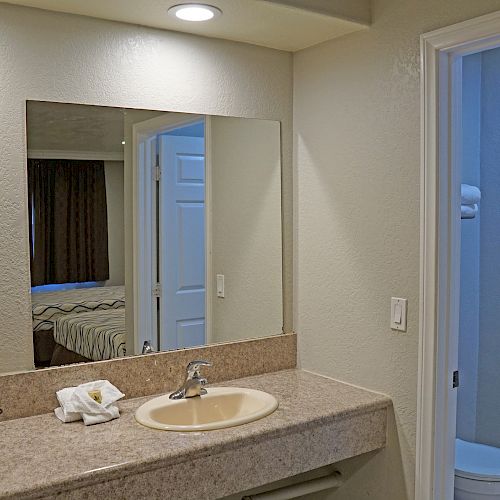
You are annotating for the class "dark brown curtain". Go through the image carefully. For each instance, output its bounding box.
[28,159,109,286]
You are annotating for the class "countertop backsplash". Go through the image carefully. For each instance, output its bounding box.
[0,333,296,421]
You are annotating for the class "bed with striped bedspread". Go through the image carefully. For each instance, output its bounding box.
[31,286,125,332]
[53,308,126,361]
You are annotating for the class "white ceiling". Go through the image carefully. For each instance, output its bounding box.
[4,0,369,52]
[27,101,126,154]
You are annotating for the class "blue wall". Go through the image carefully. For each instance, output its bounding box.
[166,121,204,137]
[476,46,500,447]
[457,52,481,443]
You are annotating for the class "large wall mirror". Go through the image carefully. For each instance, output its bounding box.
[26,101,283,370]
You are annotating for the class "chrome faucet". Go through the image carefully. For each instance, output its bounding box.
[169,360,212,400]
[142,341,154,354]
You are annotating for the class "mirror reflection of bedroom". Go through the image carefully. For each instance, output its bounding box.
[28,102,127,368]
[26,101,283,369]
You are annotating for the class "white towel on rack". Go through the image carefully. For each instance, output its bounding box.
[461,184,481,205]
[461,204,478,219]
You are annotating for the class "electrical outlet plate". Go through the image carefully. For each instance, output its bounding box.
[216,274,225,298]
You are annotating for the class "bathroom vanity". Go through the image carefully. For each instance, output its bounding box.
[0,369,390,500]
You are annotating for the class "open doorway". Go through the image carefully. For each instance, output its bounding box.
[454,47,500,500]
[418,11,500,500]
[132,114,209,355]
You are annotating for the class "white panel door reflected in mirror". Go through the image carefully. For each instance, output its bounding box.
[25,101,283,371]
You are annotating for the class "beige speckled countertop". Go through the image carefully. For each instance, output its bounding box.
[0,370,391,500]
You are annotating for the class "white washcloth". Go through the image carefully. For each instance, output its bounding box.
[461,203,478,219]
[54,405,81,423]
[55,386,82,422]
[55,380,124,425]
[79,404,120,426]
[461,184,481,205]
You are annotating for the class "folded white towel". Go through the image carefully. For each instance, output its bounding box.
[461,184,481,205]
[54,406,81,423]
[55,387,82,422]
[80,404,120,426]
[461,204,478,219]
[54,380,124,425]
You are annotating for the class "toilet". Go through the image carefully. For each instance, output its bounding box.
[455,438,500,499]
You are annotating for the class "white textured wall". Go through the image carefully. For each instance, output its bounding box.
[211,117,283,343]
[104,161,125,287]
[294,1,500,499]
[0,3,292,374]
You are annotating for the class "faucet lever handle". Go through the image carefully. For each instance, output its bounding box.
[186,360,212,379]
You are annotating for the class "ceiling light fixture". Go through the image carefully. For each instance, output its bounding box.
[168,4,222,22]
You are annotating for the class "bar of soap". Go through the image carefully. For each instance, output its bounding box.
[88,390,102,404]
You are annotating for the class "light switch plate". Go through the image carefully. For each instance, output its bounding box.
[391,297,407,331]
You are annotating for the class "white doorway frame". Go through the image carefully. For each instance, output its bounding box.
[132,113,212,354]
[417,10,500,500]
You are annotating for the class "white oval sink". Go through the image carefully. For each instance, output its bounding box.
[135,387,278,431]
